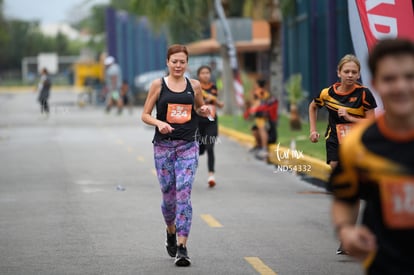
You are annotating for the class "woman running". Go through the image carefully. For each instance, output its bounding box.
[141,44,210,267]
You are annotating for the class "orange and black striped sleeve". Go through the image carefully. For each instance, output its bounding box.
[314,88,330,108]
[362,88,377,111]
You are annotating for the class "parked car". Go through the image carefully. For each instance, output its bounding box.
[133,70,167,104]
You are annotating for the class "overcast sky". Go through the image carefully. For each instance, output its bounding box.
[4,0,109,25]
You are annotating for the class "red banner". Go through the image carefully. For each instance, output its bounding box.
[348,0,414,113]
[355,0,414,50]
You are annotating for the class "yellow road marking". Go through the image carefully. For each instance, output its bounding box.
[244,257,278,275]
[127,147,134,153]
[137,156,145,162]
[200,214,223,228]
[151,169,157,176]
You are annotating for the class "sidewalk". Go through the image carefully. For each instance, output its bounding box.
[218,125,331,186]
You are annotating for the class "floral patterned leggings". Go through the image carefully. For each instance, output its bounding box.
[154,140,199,237]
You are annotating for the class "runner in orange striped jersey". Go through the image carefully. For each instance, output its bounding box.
[330,38,414,275]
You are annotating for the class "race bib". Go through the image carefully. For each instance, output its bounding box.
[166,104,192,124]
[379,178,414,229]
[336,123,353,144]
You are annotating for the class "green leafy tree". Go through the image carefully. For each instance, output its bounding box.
[222,0,244,17]
[73,4,107,35]
[1,19,80,72]
[125,0,285,115]
[4,20,41,70]
[71,3,110,56]
[110,0,131,10]
[285,74,304,130]
[55,32,69,55]
[130,0,213,43]
[0,0,10,70]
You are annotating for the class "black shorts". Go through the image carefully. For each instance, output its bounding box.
[122,95,129,104]
[325,140,339,164]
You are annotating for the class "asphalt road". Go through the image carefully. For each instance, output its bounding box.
[0,90,362,275]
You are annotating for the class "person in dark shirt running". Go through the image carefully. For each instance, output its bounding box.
[196,65,224,187]
[309,54,377,255]
[309,54,377,171]
[330,38,414,275]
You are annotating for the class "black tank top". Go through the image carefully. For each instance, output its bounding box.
[153,77,198,142]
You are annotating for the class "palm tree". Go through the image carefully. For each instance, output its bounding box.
[285,74,304,130]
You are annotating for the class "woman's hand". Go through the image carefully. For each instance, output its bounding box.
[197,105,211,117]
[216,101,224,108]
[157,121,174,134]
[338,225,377,261]
[309,131,320,143]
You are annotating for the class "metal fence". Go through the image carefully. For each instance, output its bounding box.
[105,8,168,90]
[283,0,354,102]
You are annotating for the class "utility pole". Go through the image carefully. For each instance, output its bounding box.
[268,0,284,111]
[219,45,235,114]
[214,0,243,115]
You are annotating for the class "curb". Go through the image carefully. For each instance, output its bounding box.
[218,125,331,183]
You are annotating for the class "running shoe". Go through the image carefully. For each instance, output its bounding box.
[249,145,261,153]
[165,230,177,257]
[336,244,348,255]
[175,244,191,266]
[208,175,216,188]
[255,148,268,160]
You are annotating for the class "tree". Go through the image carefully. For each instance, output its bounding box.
[129,0,212,43]
[0,0,10,70]
[0,0,107,74]
[285,74,304,130]
[3,20,43,70]
[73,4,107,35]
[0,18,82,72]
[55,32,69,55]
[109,0,132,11]
[125,0,288,116]
[70,3,107,55]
